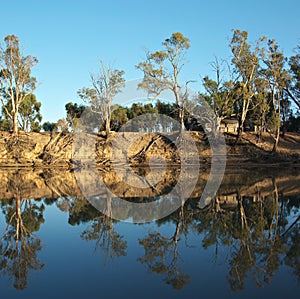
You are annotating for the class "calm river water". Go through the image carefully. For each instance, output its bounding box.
[0,167,300,298]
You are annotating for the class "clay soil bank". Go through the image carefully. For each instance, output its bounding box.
[0,131,299,168]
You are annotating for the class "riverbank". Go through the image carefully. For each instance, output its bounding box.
[0,131,299,168]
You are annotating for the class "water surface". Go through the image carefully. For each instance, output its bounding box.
[0,167,300,298]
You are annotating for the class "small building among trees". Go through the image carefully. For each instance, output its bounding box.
[219,118,239,133]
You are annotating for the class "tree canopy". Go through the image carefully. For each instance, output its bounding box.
[0,32,298,141]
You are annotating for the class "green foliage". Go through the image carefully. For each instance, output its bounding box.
[137,32,191,133]
[65,101,85,129]
[110,105,128,130]
[287,45,300,109]
[0,93,42,132]
[0,30,298,137]
[229,30,263,132]
[286,111,300,132]
[137,32,190,99]
[289,46,300,92]
[77,61,125,135]
[19,94,42,131]
[42,121,57,132]
[0,35,38,134]
[0,117,11,131]
[199,58,236,133]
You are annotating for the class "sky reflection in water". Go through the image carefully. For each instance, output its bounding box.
[0,169,300,299]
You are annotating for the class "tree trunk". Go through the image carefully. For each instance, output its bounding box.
[259,111,267,142]
[235,97,250,144]
[179,107,185,135]
[281,100,286,138]
[216,116,221,132]
[272,91,281,153]
[285,88,300,110]
[272,126,280,153]
[13,110,19,134]
[213,116,221,137]
[105,117,110,138]
[234,118,243,145]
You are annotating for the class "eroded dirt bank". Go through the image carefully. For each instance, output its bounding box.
[0,131,299,168]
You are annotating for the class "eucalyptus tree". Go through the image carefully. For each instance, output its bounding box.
[249,77,270,140]
[137,32,191,134]
[230,30,263,137]
[78,61,125,137]
[287,45,300,110]
[280,96,292,136]
[200,58,236,132]
[0,35,38,134]
[261,39,291,152]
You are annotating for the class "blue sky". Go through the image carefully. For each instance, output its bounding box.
[0,0,299,122]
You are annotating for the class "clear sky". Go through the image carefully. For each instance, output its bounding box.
[0,0,299,122]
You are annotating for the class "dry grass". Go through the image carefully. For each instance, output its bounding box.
[232,131,300,155]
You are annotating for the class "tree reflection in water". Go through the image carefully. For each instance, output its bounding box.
[0,197,44,290]
[136,178,300,291]
[139,196,190,290]
[284,224,300,280]
[1,170,300,292]
[62,183,300,292]
[191,178,300,291]
[67,193,127,262]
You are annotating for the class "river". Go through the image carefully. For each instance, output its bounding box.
[0,167,299,298]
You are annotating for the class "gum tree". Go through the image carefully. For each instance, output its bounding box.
[0,35,38,134]
[200,57,236,133]
[230,30,262,137]
[287,45,300,110]
[78,61,125,137]
[137,32,190,134]
[261,39,291,152]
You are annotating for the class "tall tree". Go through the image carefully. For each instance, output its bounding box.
[200,58,235,133]
[261,39,291,152]
[280,96,292,136]
[230,30,262,137]
[137,32,190,134]
[287,45,300,110]
[78,61,125,137]
[0,35,38,134]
